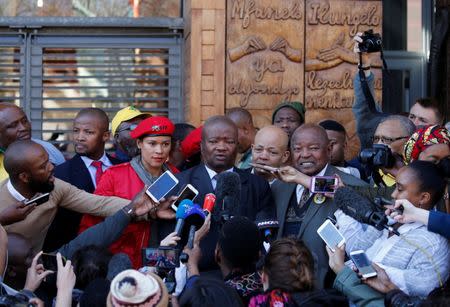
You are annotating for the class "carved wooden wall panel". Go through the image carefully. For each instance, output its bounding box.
[225,0,382,158]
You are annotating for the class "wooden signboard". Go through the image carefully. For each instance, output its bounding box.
[225,0,382,158]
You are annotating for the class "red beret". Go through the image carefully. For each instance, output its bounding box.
[181,126,202,158]
[130,116,175,139]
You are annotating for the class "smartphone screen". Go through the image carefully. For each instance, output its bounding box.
[312,176,338,194]
[142,247,179,269]
[317,220,345,251]
[40,253,66,272]
[146,171,179,202]
[350,251,377,278]
[171,184,198,211]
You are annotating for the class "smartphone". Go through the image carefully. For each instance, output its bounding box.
[317,219,345,252]
[40,253,66,272]
[310,176,338,194]
[141,247,179,269]
[171,184,199,211]
[249,163,279,173]
[24,193,50,206]
[349,250,377,278]
[145,170,179,203]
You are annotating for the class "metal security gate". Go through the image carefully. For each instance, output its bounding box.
[0,27,182,147]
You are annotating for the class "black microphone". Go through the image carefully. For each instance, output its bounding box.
[334,187,400,235]
[214,172,241,223]
[256,219,279,243]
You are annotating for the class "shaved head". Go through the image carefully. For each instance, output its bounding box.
[75,108,109,132]
[202,115,238,143]
[0,103,31,149]
[226,108,254,126]
[226,108,256,153]
[255,125,289,152]
[291,124,330,149]
[4,140,46,178]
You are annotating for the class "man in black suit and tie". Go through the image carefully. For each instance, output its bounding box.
[271,124,368,288]
[43,108,121,251]
[167,115,275,273]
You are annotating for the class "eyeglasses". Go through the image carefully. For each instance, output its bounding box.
[116,123,138,133]
[372,135,409,144]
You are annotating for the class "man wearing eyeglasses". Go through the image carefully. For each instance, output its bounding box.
[111,106,151,163]
[370,115,416,186]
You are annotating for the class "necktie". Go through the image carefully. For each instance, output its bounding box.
[212,174,218,190]
[91,161,104,185]
[298,188,310,208]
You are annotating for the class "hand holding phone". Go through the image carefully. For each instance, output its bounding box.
[24,193,50,206]
[40,252,66,272]
[350,250,377,278]
[317,219,345,252]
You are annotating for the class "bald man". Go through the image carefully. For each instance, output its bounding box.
[0,140,130,258]
[226,108,257,169]
[0,103,65,181]
[45,108,123,251]
[271,124,368,288]
[250,126,290,184]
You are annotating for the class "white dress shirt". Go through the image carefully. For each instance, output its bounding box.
[80,153,113,188]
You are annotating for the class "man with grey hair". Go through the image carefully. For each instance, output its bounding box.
[368,115,415,186]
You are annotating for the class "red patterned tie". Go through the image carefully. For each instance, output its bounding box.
[91,161,104,185]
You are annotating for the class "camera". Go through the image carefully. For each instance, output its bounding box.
[359,144,395,168]
[359,29,382,53]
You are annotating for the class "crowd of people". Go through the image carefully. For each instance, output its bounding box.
[0,34,449,307]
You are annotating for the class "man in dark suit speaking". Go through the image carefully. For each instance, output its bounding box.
[271,124,368,288]
[167,115,275,272]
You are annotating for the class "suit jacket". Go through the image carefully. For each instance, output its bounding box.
[44,154,121,251]
[271,165,368,288]
[161,163,275,271]
[0,178,129,256]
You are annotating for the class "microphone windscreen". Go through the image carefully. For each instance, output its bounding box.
[215,172,241,204]
[176,199,194,219]
[203,193,216,213]
[334,187,376,223]
[185,204,206,229]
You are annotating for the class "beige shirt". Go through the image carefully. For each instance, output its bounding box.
[0,178,129,254]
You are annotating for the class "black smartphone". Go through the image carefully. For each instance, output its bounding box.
[24,193,50,206]
[40,253,66,272]
[141,247,179,269]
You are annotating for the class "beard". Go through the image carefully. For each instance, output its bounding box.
[29,177,55,194]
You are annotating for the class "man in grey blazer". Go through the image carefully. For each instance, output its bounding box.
[271,124,368,289]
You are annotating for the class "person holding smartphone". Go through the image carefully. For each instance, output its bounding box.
[78,116,178,268]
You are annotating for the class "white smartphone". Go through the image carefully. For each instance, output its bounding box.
[317,219,345,252]
[349,250,377,278]
[171,184,199,211]
[145,170,179,203]
[310,176,338,194]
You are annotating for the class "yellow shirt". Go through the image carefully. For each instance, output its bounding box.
[378,169,396,187]
[0,153,8,182]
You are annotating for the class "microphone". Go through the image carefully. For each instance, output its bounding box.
[256,219,279,243]
[334,187,400,236]
[179,204,206,263]
[202,193,216,215]
[215,172,241,223]
[174,199,194,236]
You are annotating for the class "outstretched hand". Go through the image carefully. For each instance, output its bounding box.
[361,263,398,293]
[0,201,36,225]
[24,251,54,292]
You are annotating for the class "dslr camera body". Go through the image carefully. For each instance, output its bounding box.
[359,144,395,168]
[359,29,382,53]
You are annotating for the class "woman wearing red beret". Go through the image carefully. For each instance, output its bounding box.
[79,116,179,268]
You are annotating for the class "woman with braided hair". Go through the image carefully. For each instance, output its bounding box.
[249,238,347,307]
